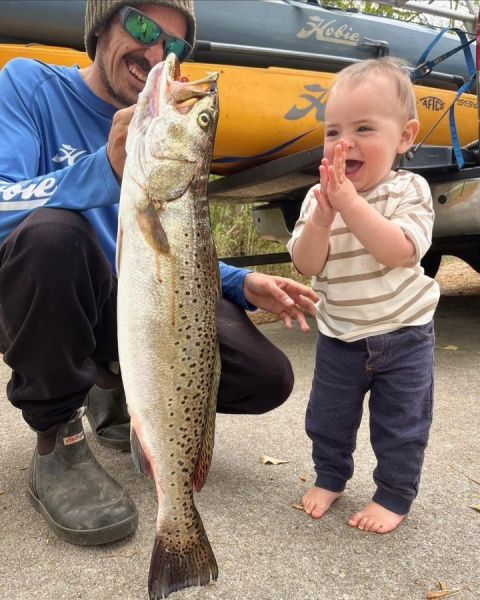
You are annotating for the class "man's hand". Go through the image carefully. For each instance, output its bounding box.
[107,105,136,181]
[243,272,319,333]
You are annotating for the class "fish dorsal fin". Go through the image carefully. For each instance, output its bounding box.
[193,345,220,492]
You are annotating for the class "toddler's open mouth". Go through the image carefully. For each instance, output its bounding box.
[345,160,363,176]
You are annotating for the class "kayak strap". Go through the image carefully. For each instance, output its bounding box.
[412,28,475,80]
[448,74,477,169]
[412,27,476,169]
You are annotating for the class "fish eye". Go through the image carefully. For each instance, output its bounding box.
[198,111,211,129]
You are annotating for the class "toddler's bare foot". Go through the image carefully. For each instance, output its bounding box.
[302,486,342,519]
[348,501,405,533]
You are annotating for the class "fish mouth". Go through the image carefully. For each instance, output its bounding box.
[164,53,218,113]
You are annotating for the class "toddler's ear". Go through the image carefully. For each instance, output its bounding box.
[398,119,420,153]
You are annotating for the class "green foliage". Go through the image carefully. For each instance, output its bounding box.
[318,0,422,23]
[209,203,305,280]
[318,0,473,28]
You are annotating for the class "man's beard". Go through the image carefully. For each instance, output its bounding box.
[97,52,132,108]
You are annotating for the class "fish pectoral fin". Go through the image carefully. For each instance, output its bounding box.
[193,346,220,492]
[136,205,170,255]
[131,427,153,478]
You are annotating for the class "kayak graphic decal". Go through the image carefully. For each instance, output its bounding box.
[297,17,361,47]
[284,84,328,121]
[457,97,478,109]
[419,97,445,111]
[212,129,317,165]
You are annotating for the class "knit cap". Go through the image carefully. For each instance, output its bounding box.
[85,0,196,60]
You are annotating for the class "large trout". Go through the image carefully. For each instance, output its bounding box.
[117,53,220,599]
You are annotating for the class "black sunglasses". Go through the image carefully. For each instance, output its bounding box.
[119,6,192,62]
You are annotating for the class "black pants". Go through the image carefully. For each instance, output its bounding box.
[0,208,293,430]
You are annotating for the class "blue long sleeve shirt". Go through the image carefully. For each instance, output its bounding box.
[0,58,252,308]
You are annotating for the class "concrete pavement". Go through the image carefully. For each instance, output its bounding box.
[1,292,479,600]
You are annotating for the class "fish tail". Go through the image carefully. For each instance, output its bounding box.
[148,510,218,599]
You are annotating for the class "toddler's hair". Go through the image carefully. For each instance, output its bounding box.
[330,57,418,121]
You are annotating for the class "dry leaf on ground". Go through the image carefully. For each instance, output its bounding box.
[261,455,289,465]
[441,345,459,351]
[291,503,305,511]
[426,581,468,599]
[470,504,480,512]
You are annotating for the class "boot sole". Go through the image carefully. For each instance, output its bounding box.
[26,482,138,546]
[85,411,131,452]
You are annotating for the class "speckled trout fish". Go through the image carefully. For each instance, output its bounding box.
[116,53,220,599]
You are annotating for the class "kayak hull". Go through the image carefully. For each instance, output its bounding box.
[0,44,477,176]
[0,0,476,82]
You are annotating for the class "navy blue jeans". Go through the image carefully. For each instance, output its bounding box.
[307,322,435,514]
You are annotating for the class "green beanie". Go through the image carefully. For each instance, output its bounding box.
[85,0,196,60]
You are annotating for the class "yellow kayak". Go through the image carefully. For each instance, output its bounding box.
[1,43,477,175]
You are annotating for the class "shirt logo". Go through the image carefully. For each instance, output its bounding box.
[0,177,57,208]
[52,144,87,166]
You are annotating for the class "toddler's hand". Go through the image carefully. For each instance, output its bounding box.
[311,159,336,228]
[325,140,358,211]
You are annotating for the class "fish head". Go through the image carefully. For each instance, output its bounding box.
[125,53,219,203]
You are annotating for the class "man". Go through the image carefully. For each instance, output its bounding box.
[0,0,318,546]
